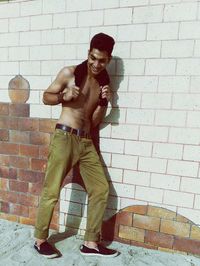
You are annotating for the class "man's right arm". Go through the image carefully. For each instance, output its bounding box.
[43,66,79,105]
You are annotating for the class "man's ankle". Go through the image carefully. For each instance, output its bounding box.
[84,241,98,249]
[36,239,46,246]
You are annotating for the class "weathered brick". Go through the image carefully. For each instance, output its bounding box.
[133,214,160,232]
[131,240,158,250]
[0,167,17,179]
[160,220,190,237]
[19,144,39,158]
[145,231,174,249]
[10,203,29,217]
[9,117,19,130]
[174,237,200,255]
[0,212,18,222]
[29,182,43,195]
[9,156,29,169]
[29,206,37,219]
[18,118,39,131]
[0,103,9,115]
[9,103,30,117]
[0,178,9,191]
[30,132,50,145]
[0,142,19,155]
[0,129,9,141]
[119,225,145,242]
[176,214,189,223]
[0,155,9,166]
[115,211,133,226]
[123,205,147,215]
[31,158,47,172]
[18,169,44,183]
[10,130,30,144]
[147,206,176,220]
[0,190,18,204]
[19,217,35,226]
[39,119,56,133]
[0,117,9,129]
[0,201,10,213]
[190,225,200,241]
[39,145,49,158]
[9,180,29,193]
[18,194,38,207]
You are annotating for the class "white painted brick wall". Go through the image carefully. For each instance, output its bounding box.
[1,0,200,228]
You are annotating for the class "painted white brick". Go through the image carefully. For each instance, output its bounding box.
[0,62,19,75]
[162,40,194,58]
[0,2,19,18]
[173,94,200,110]
[65,188,87,204]
[99,123,111,138]
[65,28,90,44]
[111,124,138,140]
[106,167,123,182]
[151,173,180,190]
[27,91,40,104]
[66,0,91,11]
[41,29,64,45]
[0,76,13,89]
[169,128,200,145]
[183,145,200,161]
[118,25,146,41]
[138,157,167,173]
[178,208,200,226]
[20,61,40,76]
[20,0,42,16]
[191,77,200,93]
[164,190,194,208]
[117,59,145,76]
[0,33,19,47]
[187,111,200,128]
[179,22,200,39]
[146,59,176,75]
[120,0,149,7]
[110,76,128,92]
[30,15,52,30]
[127,109,154,125]
[53,13,77,28]
[107,195,120,210]
[142,93,171,109]
[153,143,183,160]
[114,42,131,58]
[0,19,9,33]
[150,0,180,3]
[101,152,111,167]
[52,45,76,60]
[133,5,163,23]
[30,46,51,60]
[8,47,29,61]
[60,189,65,200]
[51,105,62,119]
[177,59,200,75]
[164,3,197,22]
[104,209,118,221]
[140,126,168,142]
[194,195,200,210]
[112,154,138,170]
[167,160,198,177]
[9,17,29,32]
[158,76,190,93]
[78,11,103,27]
[104,108,126,123]
[194,40,200,57]
[104,8,132,25]
[129,76,158,92]
[30,104,51,118]
[41,60,65,75]
[26,76,51,90]
[155,110,186,127]
[90,26,118,41]
[131,41,161,59]
[20,31,40,46]
[59,212,65,225]
[110,182,135,198]
[147,22,179,40]
[43,0,65,13]
[60,200,82,216]
[125,140,152,156]
[135,186,163,203]
[92,0,119,9]
[148,202,176,213]
[76,44,88,60]
[0,90,10,102]
[113,92,141,108]
[0,48,8,61]
[100,138,124,154]
[181,177,200,194]
[120,198,147,210]
[106,58,116,75]
[124,170,150,186]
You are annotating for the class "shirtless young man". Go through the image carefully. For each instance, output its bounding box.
[33,33,118,258]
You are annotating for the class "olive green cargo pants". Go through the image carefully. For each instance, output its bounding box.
[34,128,109,242]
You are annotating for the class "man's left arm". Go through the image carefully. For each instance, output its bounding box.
[92,85,112,128]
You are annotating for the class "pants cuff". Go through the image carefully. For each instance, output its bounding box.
[34,228,49,240]
[84,231,100,242]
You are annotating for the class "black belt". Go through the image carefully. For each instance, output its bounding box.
[55,123,91,138]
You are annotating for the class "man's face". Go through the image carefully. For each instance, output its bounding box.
[87,48,111,76]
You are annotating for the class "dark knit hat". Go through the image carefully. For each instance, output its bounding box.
[90,32,115,56]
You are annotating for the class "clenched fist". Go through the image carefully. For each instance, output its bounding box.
[62,86,80,102]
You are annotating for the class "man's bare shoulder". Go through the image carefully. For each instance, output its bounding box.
[58,65,76,82]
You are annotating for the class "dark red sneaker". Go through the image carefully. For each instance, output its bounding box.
[80,244,118,257]
[34,241,58,259]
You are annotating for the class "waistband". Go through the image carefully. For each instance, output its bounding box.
[55,123,91,139]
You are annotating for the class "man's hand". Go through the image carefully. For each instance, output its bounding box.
[100,85,112,102]
[62,86,80,102]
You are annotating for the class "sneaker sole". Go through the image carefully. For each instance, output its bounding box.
[80,251,119,258]
[34,246,58,259]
